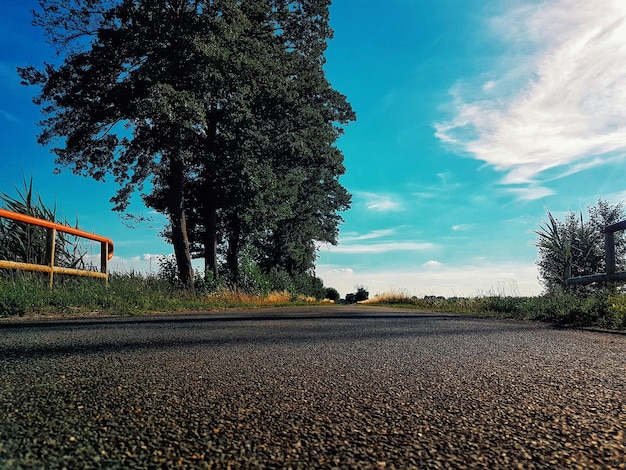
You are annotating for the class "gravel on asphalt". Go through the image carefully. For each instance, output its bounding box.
[0,307,625,469]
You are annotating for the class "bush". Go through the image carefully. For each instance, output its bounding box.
[325,287,340,302]
[364,289,625,329]
[355,286,369,302]
[291,272,326,300]
[607,294,626,329]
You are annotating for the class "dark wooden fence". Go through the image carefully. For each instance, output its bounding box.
[566,220,626,286]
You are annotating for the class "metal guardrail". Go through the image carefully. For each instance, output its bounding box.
[566,220,626,286]
[0,208,114,287]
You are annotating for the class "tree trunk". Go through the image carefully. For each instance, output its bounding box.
[168,157,194,289]
[202,115,219,280]
[227,213,241,282]
[203,192,219,280]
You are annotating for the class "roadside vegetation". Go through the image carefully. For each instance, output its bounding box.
[0,180,327,317]
[1,182,626,330]
[365,200,626,331]
[364,290,626,330]
[0,268,330,317]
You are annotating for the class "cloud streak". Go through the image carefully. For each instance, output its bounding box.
[320,241,435,255]
[0,109,20,123]
[356,191,404,212]
[435,0,626,185]
[340,229,397,242]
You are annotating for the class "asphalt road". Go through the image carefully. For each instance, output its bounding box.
[1,306,625,469]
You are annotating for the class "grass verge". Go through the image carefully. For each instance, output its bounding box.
[363,290,626,330]
[0,272,319,318]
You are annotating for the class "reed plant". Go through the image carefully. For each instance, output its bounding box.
[0,176,87,269]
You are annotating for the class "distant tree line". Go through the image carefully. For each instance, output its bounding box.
[19,0,354,294]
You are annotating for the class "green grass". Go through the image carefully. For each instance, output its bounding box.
[364,290,626,330]
[0,272,314,318]
[3,272,626,330]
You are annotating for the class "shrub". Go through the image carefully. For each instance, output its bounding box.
[355,286,369,302]
[607,294,626,329]
[534,200,625,294]
[325,287,340,302]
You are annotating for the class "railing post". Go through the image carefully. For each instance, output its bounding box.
[101,241,109,285]
[46,228,57,290]
[0,209,114,283]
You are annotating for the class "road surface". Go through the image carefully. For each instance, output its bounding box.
[1,306,625,468]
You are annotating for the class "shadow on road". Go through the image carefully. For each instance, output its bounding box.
[0,308,546,360]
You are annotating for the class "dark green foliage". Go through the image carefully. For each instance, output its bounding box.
[325,287,340,302]
[369,291,625,330]
[291,272,326,300]
[355,286,369,302]
[534,200,625,293]
[21,0,354,293]
[479,296,524,316]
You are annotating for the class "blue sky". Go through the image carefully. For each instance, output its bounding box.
[3,0,626,297]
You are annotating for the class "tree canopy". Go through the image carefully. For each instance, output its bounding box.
[19,0,354,292]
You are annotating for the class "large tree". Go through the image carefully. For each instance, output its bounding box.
[20,0,354,290]
[19,0,211,287]
[144,0,354,283]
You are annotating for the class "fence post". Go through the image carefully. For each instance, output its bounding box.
[101,241,109,285]
[46,227,57,289]
[605,231,616,280]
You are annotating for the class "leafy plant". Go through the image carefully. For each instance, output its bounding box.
[0,176,87,270]
[355,286,369,302]
[325,287,340,302]
[534,200,625,293]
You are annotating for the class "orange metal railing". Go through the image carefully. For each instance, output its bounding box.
[0,208,114,287]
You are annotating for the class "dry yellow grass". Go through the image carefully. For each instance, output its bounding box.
[209,290,293,306]
[266,291,292,303]
[362,290,412,304]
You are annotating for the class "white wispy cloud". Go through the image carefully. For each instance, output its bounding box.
[499,185,556,201]
[423,260,442,267]
[356,191,404,212]
[435,0,626,185]
[340,228,397,242]
[411,172,463,202]
[0,109,19,123]
[319,241,436,255]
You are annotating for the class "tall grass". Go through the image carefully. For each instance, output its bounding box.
[0,272,315,318]
[3,272,625,330]
[364,289,626,330]
[0,176,87,269]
